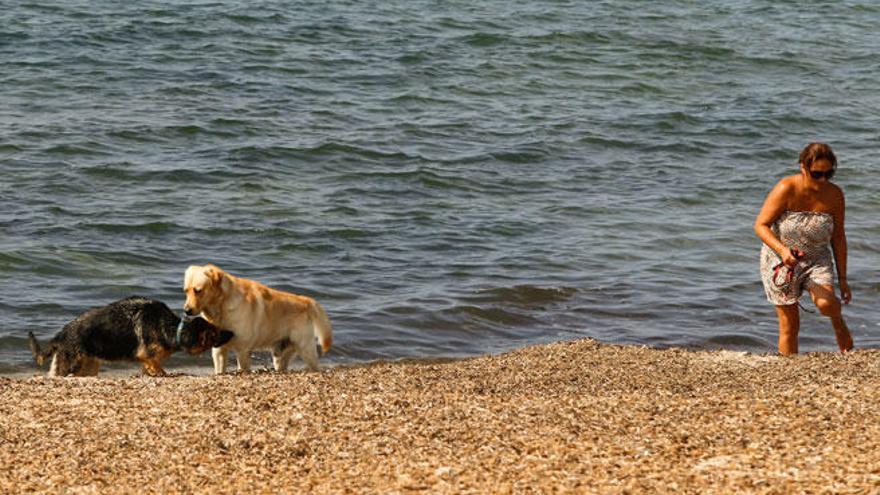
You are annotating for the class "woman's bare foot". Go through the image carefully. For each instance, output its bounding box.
[836,328,854,352]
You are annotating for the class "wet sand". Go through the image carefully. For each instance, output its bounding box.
[2,338,879,494]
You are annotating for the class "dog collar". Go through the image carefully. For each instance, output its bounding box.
[175,319,184,348]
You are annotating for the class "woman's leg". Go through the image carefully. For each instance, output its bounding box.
[775,304,800,355]
[808,284,854,352]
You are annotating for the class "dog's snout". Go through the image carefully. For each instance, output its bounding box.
[184,307,194,316]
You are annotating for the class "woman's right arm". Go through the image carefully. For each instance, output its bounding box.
[755,179,799,266]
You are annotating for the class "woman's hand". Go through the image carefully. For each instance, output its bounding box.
[839,280,852,305]
[781,247,803,267]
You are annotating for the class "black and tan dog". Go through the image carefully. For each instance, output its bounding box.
[28,296,234,377]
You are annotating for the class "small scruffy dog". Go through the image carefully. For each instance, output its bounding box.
[28,296,234,377]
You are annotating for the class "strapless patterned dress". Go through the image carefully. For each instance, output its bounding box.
[760,211,835,305]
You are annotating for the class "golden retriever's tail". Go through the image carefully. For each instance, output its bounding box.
[27,331,53,367]
[311,301,333,354]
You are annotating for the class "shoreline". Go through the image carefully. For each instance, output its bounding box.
[4,354,471,380]
[2,338,879,493]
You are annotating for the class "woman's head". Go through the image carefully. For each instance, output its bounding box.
[799,142,837,180]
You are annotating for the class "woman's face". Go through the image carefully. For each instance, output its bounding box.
[801,158,835,187]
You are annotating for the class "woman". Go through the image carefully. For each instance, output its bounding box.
[754,142,853,355]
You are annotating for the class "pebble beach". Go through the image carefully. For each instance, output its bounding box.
[2,338,879,494]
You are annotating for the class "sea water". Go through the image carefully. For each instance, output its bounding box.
[1,0,878,373]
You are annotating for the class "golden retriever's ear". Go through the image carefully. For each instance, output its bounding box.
[204,264,223,286]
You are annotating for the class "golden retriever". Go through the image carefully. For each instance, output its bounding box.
[183,264,332,373]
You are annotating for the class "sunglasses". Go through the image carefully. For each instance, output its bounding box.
[809,169,835,180]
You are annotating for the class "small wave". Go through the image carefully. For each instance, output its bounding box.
[322,205,360,217]
[160,124,208,137]
[224,12,287,25]
[0,251,30,267]
[228,143,421,164]
[639,38,737,61]
[105,129,164,144]
[79,164,139,181]
[307,142,419,161]
[19,3,65,14]
[78,164,254,184]
[330,169,494,198]
[241,63,307,75]
[0,143,24,153]
[80,221,180,235]
[386,92,454,105]
[385,304,532,340]
[209,117,251,127]
[44,142,112,156]
[0,31,29,44]
[463,32,508,47]
[454,305,539,327]
[325,228,372,240]
[490,149,548,164]
[542,204,612,216]
[578,135,637,150]
[0,335,29,351]
[467,285,577,308]
[333,167,451,184]
[524,31,612,45]
[225,144,311,162]
[619,81,666,95]
[396,51,430,65]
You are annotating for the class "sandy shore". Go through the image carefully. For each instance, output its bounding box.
[2,339,879,494]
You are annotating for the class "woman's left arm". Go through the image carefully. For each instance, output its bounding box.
[831,188,851,304]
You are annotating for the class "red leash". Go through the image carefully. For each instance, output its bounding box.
[772,248,804,287]
[772,248,816,313]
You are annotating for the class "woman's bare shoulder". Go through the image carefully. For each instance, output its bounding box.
[827,181,845,207]
[828,181,845,197]
[771,174,800,194]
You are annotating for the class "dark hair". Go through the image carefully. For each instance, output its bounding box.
[799,142,837,171]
